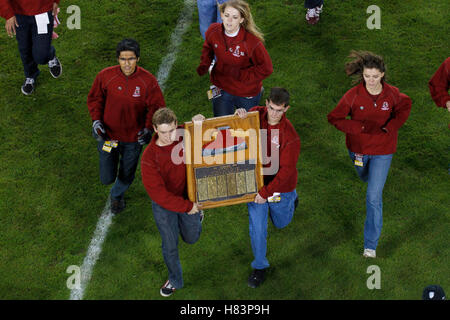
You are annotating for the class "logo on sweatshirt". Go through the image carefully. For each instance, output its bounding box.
[133,86,141,97]
[229,45,245,58]
[381,101,389,111]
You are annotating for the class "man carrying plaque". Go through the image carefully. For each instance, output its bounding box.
[141,108,203,297]
[235,87,300,288]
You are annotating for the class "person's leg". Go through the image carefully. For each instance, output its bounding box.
[348,150,370,182]
[197,0,217,39]
[247,201,270,270]
[212,89,235,116]
[268,190,297,229]
[363,154,393,250]
[15,14,40,79]
[110,142,142,201]
[152,202,184,289]
[97,140,119,186]
[304,0,323,9]
[235,90,263,112]
[178,211,202,245]
[31,11,55,65]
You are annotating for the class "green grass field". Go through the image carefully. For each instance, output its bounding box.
[0,0,448,300]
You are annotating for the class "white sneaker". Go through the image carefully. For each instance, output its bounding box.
[315,4,323,15]
[306,8,319,24]
[363,248,376,258]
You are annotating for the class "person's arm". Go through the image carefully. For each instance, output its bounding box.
[382,92,412,133]
[87,73,106,122]
[327,93,366,134]
[237,41,273,84]
[258,137,300,199]
[428,59,450,109]
[1,0,17,37]
[144,78,166,129]
[196,32,215,76]
[141,156,194,213]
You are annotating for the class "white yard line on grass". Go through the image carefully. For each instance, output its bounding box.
[69,0,195,300]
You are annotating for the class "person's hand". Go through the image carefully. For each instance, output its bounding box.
[188,202,202,215]
[234,108,248,119]
[446,100,450,112]
[192,114,205,122]
[5,16,18,37]
[52,2,59,17]
[92,120,106,141]
[254,193,267,204]
[137,128,152,145]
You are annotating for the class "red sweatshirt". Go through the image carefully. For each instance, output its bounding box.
[251,106,301,199]
[0,0,59,20]
[327,82,412,155]
[428,57,450,108]
[141,133,193,213]
[197,23,273,97]
[87,66,165,143]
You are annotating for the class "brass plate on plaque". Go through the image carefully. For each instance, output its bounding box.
[194,162,257,203]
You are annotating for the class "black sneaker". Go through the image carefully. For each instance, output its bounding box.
[48,56,62,78]
[199,210,204,223]
[248,269,266,288]
[160,280,176,297]
[111,199,125,214]
[294,196,299,211]
[21,78,35,95]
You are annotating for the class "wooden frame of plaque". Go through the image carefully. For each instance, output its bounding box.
[184,112,263,209]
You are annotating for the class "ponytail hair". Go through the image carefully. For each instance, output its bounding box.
[219,0,265,43]
[345,50,386,84]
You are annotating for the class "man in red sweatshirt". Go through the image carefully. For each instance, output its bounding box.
[1,0,62,95]
[428,57,450,112]
[87,38,165,214]
[141,108,202,297]
[235,87,300,288]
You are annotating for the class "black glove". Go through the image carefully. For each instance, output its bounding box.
[92,120,106,141]
[137,128,153,145]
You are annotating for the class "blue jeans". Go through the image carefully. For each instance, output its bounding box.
[348,151,393,250]
[304,0,323,9]
[212,88,263,117]
[97,141,142,201]
[197,0,228,39]
[152,202,202,289]
[247,190,297,270]
[15,12,56,79]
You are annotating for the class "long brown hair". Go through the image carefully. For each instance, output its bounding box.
[219,0,265,43]
[345,50,386,84]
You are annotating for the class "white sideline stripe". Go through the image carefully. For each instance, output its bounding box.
[69,0,195,300]
[157,0,196,91]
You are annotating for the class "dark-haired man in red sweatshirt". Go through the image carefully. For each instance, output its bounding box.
[235,87,301,289]
[88,38,165,214]
[1,0,62,95]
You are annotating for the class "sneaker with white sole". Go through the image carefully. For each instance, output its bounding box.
[160,280,176,297]
[363,248,376,258]
[21,78,35,95]
[315,4,323,15]
[48,56,62,78]
[306,8,319,25]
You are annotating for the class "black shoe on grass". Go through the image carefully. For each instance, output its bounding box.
[21,78,35,95]
[111,199,125,214]
[248,269,266,288]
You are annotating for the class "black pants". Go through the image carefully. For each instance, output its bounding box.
[15,11,55,79]
[304,0,323,9]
